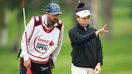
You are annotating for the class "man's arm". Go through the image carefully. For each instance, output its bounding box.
[52,24,64,62]
[21,17,35,68]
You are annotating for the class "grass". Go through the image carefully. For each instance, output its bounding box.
[0,47,19,74]
[0,0,132,74]
[101,35,132,74]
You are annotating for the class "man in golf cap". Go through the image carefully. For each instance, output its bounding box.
[69,2,108,74]
[20,3,64,74]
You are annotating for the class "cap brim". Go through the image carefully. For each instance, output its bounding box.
[76,10,91,18]
[49,12,62,15]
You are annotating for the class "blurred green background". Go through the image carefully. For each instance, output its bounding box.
[0,0,132,74]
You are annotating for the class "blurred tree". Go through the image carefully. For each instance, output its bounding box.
[130,3,132,18]
[0,0,8,46]
[102,0,113,39]
[91,0,100,27]
[0,0,51,49]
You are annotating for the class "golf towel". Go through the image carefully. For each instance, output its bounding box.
[26,67,32,74]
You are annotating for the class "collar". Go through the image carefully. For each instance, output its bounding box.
[77,23,89,31]
[43,14,48,26]
[42,14,58,29]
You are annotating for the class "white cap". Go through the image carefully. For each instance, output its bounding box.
[76,10,91,18]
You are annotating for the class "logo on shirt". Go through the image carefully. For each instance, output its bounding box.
[49,41,54,46]
[40,66,49,71]
[34,35,54,53]
[36,43,48,51]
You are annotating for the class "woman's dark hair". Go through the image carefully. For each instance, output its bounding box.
[76,2,87,12]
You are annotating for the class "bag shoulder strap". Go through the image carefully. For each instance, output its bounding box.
[17,16,42,60]
[28,16,42,41]
[34,16,42,26]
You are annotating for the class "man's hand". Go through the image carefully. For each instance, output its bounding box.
[95,24,108,36]
[24,60,31,69]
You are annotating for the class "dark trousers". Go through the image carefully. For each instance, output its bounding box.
[20,58,53,74]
